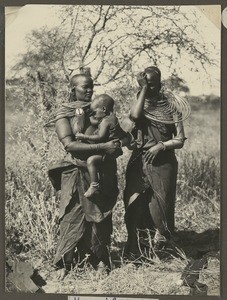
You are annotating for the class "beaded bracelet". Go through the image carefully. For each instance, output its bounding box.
[158,141,166,151]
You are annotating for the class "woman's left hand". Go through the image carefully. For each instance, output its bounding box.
[143,143,163,164]
[101,139,121,155]
[76,133,86,140]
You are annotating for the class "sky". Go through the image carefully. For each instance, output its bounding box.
[5,5,221,96]
[5,5,59,70]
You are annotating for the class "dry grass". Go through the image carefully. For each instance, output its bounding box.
[5,103,220,295]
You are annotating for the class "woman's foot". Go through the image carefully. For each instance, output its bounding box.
[55,268,68,280]
[153,230,167,251]
[54,262,73,280]
[84,182,100,198]
[96,261,110,275]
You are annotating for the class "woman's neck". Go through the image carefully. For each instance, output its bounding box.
[146,89,160,98]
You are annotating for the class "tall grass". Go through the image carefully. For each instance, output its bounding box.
[5,100,220,294]
[5,110,63,261]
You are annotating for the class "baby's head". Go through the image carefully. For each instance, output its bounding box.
[90,94,114,121]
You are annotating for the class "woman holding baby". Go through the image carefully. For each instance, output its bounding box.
[48,73,125,279]
[48,66,187,278]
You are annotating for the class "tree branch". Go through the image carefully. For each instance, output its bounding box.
[81,6,112,63]
[61,12,79,81]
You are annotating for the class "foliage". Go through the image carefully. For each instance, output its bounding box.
[162,75,190,93]
[5,97,220,293]
[7,5,218,114]
[5,110,62,261]
[5,5,220,294]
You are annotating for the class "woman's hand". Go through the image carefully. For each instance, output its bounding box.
[143,143,164,164]
[101,139,121,155]
[76,133,86,140]
[137,72,148,88]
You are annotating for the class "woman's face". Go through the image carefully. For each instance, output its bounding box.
[146,72,160,90]
[74,76,94,102]
[144,72,161,99]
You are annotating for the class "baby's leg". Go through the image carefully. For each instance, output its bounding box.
[85,155,103,198]
[87,155,103,183]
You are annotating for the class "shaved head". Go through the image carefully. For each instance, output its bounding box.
[92,94,114,112]
[70,74,93,88]
[70,74,94,102]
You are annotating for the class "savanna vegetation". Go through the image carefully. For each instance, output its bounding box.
[5,5,220,295]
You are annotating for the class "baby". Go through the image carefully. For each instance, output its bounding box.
[76,94,130,198]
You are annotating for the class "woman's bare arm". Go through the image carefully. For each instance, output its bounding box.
[130,87,147,121]
[55,118,119,155]
[161,120,186,150]
[130,72,150,121]
[143,120,186,163]
[76,119,110,142]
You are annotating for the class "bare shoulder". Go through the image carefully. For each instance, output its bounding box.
[55,117,73,140]
[107,114,118,124]
[101,114,118,127]
[55,117,70,126]
[55,117,70,130]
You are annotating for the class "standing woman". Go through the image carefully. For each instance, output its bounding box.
[124,66,189,259]
[48,73,121,279]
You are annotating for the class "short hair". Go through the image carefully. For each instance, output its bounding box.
[92,94,114,112]
[70,74,93,88]
[143,66,162,92]
[144,66,161,80]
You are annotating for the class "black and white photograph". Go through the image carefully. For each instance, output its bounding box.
[5,4,220,296]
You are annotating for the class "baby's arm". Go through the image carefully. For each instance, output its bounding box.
[76,118,110,142]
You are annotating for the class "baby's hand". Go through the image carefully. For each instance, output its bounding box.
[112,139,122,148]
[76,133,86,140]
